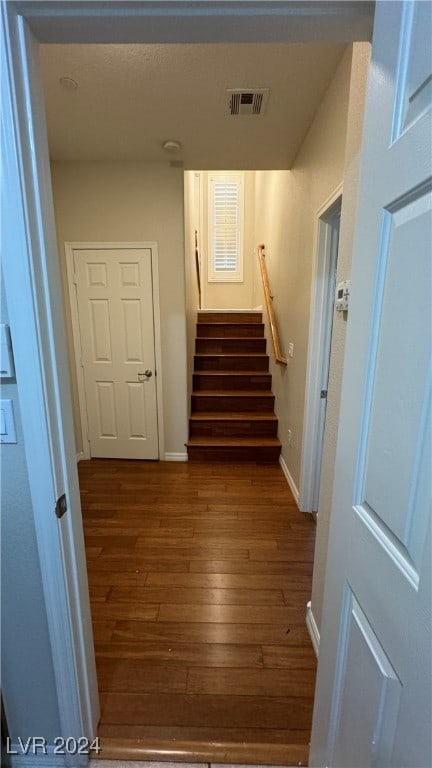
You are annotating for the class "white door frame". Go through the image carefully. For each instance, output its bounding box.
[300,184,343,513]
[1,5,99,761]
[66,241,164,461]
[1,0,373,759]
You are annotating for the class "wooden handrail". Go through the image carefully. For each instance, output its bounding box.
[257,244,288,366]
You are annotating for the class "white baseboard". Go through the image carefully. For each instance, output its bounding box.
[306,600,320,657]
[164,452,188,462]
[76,451,188,462]
[279,454,300,507]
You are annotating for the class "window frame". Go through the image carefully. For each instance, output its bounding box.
[207,172,244,283]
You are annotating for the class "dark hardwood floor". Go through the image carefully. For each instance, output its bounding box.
[79,459,317,765]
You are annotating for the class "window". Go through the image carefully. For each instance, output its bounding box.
[208,173,244,282]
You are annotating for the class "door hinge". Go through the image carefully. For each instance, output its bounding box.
[320,389,328,399]
[55,493,68,519]
[73,273,78,285]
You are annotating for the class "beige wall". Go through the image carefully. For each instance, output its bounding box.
[51,160,188,458]
[311,42,370,634]
[252,44,370,633]
[200,171,256,309]
[253,46,353,488]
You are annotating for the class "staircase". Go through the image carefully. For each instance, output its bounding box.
[186,310,282,462]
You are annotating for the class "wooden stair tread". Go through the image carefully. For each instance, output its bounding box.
[196,339,266,353]
[194,370,271,376]
[197,323,264,328]
[190,412,278,421]
[198,310,262,314]
[200,320,264,327]
[197,311,262,323]
[192,390,274,397]
[186,436,281,447]
[199,336,262,341]
[195,353,268,358]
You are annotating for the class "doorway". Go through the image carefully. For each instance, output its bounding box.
[300,190,342,513]
[1,0,374,756]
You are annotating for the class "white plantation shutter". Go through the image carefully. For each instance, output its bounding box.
[213,181,239,271]
[208,173,244,281]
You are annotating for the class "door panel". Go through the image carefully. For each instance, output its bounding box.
[90,300,112,362]
[87,261,107,287]
[126,382,147,438]
[120,261,141,286]
[122,300,144,362]
[361,188,431,562]
[393,2,432,137]
[310,2,431,766]
[95,381,117,438]
[75,247,159,459]
[331,589,402,768]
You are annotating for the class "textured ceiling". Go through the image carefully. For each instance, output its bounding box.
[40,42,346,169]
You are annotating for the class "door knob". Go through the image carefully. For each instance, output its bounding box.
[138,370,152,381]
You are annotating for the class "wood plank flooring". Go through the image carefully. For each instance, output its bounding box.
[79,459,317,765]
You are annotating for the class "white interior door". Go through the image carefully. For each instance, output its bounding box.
[75,247,159,459]
[310,2,431,766]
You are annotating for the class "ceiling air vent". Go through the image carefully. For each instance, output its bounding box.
[227,88,269,116]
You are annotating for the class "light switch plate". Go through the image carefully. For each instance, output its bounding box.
[0,399,17,443]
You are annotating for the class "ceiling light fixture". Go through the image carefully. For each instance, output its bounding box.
[162,140,182,153]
